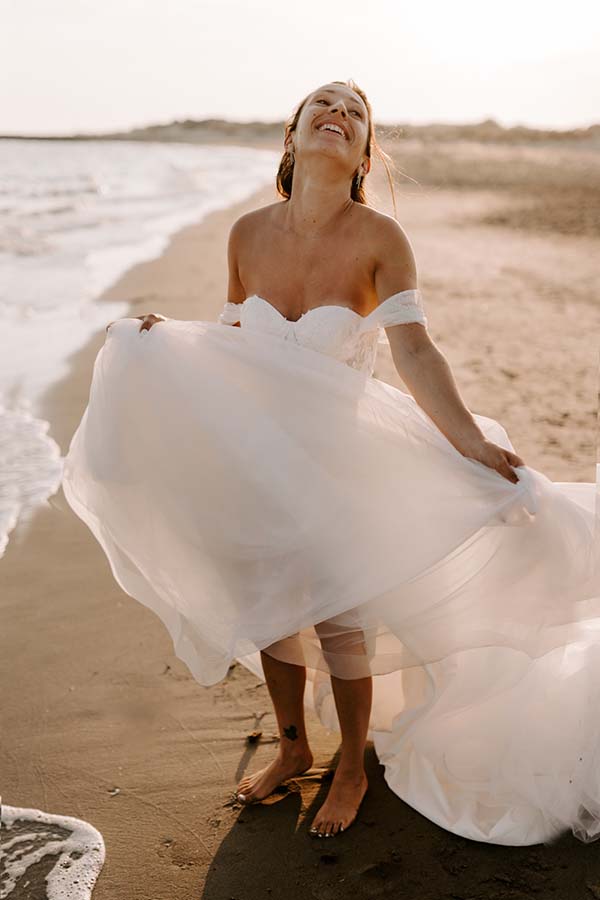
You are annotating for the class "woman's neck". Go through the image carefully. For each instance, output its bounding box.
[281,172,354,238]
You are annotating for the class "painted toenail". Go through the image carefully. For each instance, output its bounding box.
[237,793,246,802]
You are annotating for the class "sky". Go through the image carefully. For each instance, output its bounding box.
[1,0,599,135]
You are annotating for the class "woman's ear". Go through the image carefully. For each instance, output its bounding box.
[362,158,371,177]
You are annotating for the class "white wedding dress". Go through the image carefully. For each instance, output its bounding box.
[61,289,600,847]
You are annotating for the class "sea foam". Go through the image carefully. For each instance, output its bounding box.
[0,139,280,557]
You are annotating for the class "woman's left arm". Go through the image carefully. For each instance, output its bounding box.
[373,216,525,484]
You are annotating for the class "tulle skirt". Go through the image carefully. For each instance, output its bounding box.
[61,316,600,846]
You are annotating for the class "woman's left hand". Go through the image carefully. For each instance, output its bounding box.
[460,438,525,484]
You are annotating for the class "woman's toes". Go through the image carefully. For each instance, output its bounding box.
[310,817,344,837]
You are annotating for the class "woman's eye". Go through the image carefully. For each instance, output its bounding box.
[314,98,362,117]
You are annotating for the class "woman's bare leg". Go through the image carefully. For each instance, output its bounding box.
[310,624,372,837]
[235,649,313,803]
[310,672,371,836]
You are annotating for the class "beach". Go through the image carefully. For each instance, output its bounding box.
[2,136,600,899]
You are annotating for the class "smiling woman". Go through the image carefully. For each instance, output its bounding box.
[276,79,399,216]
[62,77,600,848]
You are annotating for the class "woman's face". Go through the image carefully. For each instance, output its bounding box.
[289,83,371,177]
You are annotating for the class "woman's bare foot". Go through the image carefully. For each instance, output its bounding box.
[309,767,368,837]
[235,747,314,804]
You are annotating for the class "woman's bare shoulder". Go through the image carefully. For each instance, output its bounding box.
[229,202,282,244]
[357,206,415,274]
[357,205,412,247]
[227,203,283,303]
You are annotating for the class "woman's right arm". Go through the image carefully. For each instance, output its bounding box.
[222,217,248,327]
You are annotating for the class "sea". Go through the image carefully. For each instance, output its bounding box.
[0,138,279,557]
[0,137,279,899]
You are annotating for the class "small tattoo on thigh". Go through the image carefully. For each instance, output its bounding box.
[283,724,298,741]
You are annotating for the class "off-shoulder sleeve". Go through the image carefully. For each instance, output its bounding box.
[218,301,243,325]
[370,289,428,329]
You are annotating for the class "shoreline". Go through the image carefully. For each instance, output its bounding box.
[38,180,279,458]
[0,141,282,563]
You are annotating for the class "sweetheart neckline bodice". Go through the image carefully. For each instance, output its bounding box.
[243,289,422,327]
[245,294,370,324]
[218,289,428,376]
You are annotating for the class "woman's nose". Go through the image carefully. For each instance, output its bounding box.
[329,103,347,117]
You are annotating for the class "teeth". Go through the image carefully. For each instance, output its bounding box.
[318,123,345,138]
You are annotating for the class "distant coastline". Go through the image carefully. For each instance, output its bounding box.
[2,116,599,146]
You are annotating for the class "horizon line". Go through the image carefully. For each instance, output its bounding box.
[2,114,599,141]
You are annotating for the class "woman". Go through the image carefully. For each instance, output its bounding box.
[63,80,600,846]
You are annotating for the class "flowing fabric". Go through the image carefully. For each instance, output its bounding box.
[61,289,600,846]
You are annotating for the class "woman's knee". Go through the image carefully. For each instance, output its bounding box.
[314,622,368,656]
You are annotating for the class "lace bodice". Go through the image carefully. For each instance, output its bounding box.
[218,290,427,376]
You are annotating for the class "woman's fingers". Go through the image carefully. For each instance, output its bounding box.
[498,450,525,483]
[137,313,167,332]
[106,313,167,334]
[500,459,519,484]
[475,442,524,484]
[507,450,526,468]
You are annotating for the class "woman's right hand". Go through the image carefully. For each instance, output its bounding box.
[106,313,167,333]
[135,313,167,333]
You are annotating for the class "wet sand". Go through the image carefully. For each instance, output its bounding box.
[1,139,599,899]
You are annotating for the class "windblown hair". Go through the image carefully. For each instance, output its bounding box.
[275,79,398,218]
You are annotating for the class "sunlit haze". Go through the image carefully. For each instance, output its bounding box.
[1,0,599,134]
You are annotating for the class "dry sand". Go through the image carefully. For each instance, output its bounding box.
[1,139,599,900]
